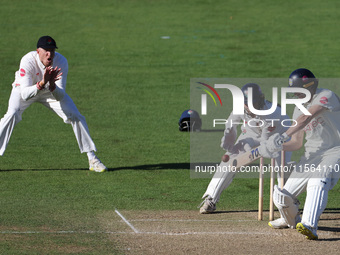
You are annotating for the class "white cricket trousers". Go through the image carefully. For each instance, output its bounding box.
[283,152,340,229]
[0,86,96,156]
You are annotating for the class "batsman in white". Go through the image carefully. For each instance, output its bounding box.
[260,68,340,240]
[0,36,107,172]
[199,83,292,213]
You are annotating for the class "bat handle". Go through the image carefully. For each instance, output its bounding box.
[280,151,285,189]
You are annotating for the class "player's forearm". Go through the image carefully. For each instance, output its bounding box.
[20,84,40,101]
[285,105,327,138]
[283,129,304,151]
[20,80,65,101]
[282,138,303,151]
[285,115,312,137]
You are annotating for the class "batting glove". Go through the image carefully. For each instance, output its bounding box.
[258,133,289,159]
[258,142,280,159]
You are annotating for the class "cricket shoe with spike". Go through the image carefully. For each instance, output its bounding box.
[296,223,318,240]
[89,158,107,172]
[268,217,289,229]
[198,195,216,214]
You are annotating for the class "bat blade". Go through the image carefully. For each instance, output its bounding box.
[230,146,261,169]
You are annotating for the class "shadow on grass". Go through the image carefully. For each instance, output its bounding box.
[109,163,190,171]
[0,163,191,172]
[0,168,89,172]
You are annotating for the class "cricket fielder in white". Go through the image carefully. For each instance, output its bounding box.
[0,36,107,172]
[199,83,292,213]
[260,68,340,240]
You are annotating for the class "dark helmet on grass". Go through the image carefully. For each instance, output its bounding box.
[179,109,202,132]
[241,83,265,110]
[288,68,318,94]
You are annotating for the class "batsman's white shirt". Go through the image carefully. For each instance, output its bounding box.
[282,88,340,230]
[293,88,340,157]
[286,88,340,192]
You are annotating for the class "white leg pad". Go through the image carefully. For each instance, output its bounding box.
[273,185,300,228]
[302,178,330,229]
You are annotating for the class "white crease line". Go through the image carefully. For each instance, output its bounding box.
[0,231,129,234]
[1,230,333,237]
[0,230,281,236]
[0,229,279,236]
[140,231,281,236]
[129,219,255,222]
[115,209,139,233]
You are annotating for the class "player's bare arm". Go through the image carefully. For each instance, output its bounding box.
[285,104,327,138]
[267,104,327,153]
[261,104,328,156]
[283,129,304,151]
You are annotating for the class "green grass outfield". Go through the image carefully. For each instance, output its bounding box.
[0,0,339,253]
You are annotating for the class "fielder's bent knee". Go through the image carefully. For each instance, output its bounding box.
[5,109,22,123]
[63,112,85,124]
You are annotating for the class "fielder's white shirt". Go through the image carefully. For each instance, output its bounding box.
[12,51,68,101]
[293,88,340,156]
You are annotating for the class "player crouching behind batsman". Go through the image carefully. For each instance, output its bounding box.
[0,36,107,172]
[199,83,292,214]
[259,68,340,240]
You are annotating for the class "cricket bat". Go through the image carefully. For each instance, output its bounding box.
[224,146,262,169]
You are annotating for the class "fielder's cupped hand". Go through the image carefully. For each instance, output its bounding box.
[42,66,62,91]
[220,128,237,151]
[47,66,62,83]
[220,136,233,151]
[42,66,62,86]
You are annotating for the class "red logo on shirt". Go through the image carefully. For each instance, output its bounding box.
[320,97,328,104]
[20,68,26,77]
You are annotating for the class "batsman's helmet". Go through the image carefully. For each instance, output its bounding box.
[288,68,318,94]
[179,109,202,132]
[241,83,265,110]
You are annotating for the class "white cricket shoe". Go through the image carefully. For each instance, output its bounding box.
[269,215,301,229]
[296,222,318,240]
[268,217,289,229]
[199,195,216,214]
[89,158,107,172]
